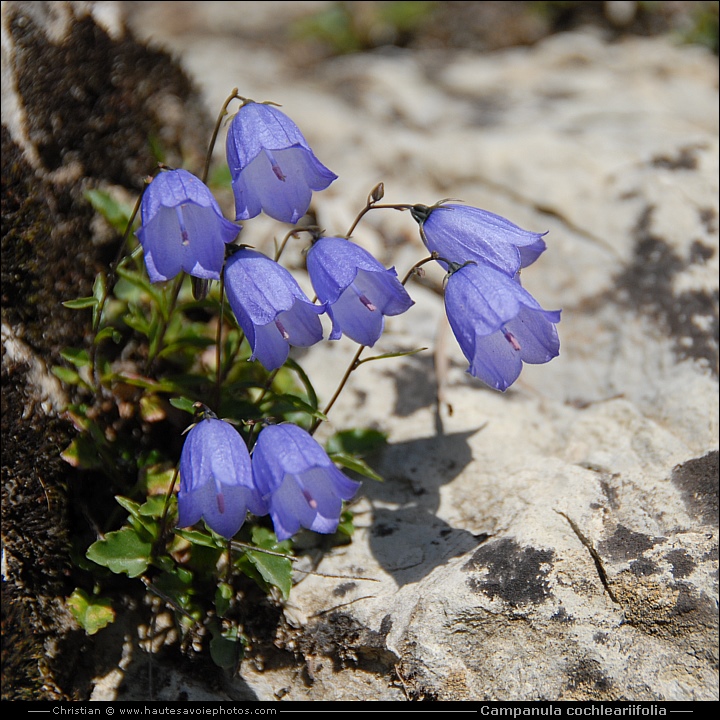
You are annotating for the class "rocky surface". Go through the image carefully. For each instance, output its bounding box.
[2,0,718,703]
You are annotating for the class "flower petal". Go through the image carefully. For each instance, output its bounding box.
[177,418,265,538]
[226,103,337,223]
[251,424,360,540]
[421,204,548,276]
[444,262,560,391]
[137,169,239,283]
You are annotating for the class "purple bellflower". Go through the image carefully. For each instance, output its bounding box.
[178,416,267,539]
[444,261,561,391]
[224,248,325,371]
[305,236,414,347]
[412,203,547,277]
[136,169,240,283]
[226,102,337,224]
[251,423,361,541]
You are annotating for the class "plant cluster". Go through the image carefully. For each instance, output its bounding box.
[59,90,560,664]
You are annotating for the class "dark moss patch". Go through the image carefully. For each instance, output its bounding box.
[299,612,397,674]
[1,581,46,701]
[629,558,659,577]
[614,206,719,374]
[332,582,357,597]
[8,6,208,189]
[614,573,718,638]
[671,451,719,525]
[597,525,664,563]
[2,6,213,701]
[1,126,101,365]
[563,657,614,700]
[664,549,696,579]
[463,538,554,606]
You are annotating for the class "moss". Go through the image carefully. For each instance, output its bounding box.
[1,5,211,700]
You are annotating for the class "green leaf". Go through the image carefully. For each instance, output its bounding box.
[215,582,234,618]
[67,588,115,635]
[174,528,224,549]
[241,527,293,599]
[329,452,384,482]
[116,266,164,306]
[84,189,134,233]
[283,358,319,410]
[138,495,169,519]
[114,496,159,541]
[336,509,355,537]
[142,464,177,495]
[112,372,184,394]
[152,569,195,612]
[94,326,122,345]
[169,397,197,415]
[139,394,167,423]
[325,428,387,457]
[62,296,98,310]
[209,622,243,669]
[266,393,327,421]
[51,365,87,388]
[61,436,103,470]
[60,348,90,368]
[86,527,152,578]
[357,347,427,365]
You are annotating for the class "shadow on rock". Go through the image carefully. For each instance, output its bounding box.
[362,428,485,586]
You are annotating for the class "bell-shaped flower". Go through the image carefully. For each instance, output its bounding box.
[305,236,414,347]
[251,423,361,541]
[444,261,560,391]
[226,102,337,224]
[136,169,240,283]
[224,248,325,371]
[178,417,267,539]
[412,203,547,277]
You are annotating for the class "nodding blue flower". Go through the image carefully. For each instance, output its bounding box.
[251,423,361,541]
[305,236,414,347]
[444,261,560,392]
[224,248,325,371]
[136,169,240,283]
[226,102,337,224]
[411,203,547,277]
[178,416,267,539]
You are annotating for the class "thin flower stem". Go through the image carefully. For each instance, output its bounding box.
[157,464,180,552]
[225,540,232,585]
[89,182,148,388]
[145,272,185,373]
[275,225,322,262]
[274,228,300,262]
[255,368,281,405]
[309,344,365,435]
[214,274,226,412]
[308,253,437,436]
[401,254,439,285]
[345,202,412,238]
[229,540,296,560]
[202,88,241,184]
